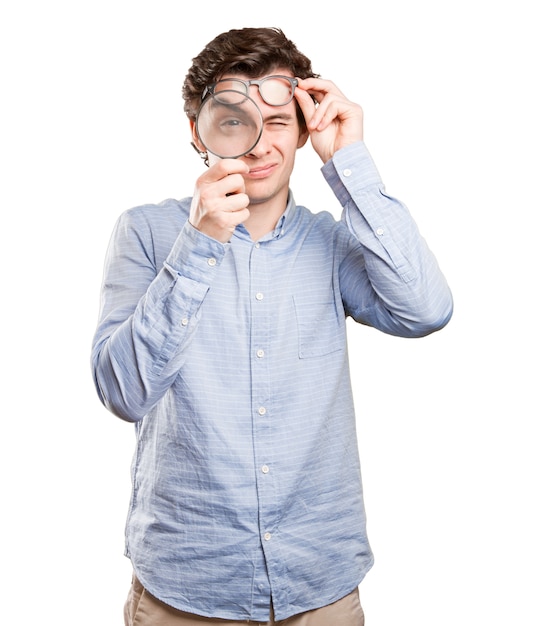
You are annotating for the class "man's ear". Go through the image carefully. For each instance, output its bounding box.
[297,127,309,149]
[190,120,209,166]
[190,119,205,153]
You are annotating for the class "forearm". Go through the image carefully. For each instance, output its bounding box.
[324,142,453,336]
[92,216,227,421]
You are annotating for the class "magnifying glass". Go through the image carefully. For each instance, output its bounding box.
[195,90,263,159]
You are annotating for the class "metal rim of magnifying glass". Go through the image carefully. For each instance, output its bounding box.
[195,90,264,159]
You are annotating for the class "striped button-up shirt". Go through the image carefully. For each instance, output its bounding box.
[91,141,453,621]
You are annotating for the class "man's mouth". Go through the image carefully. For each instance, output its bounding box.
[246,163,277,179]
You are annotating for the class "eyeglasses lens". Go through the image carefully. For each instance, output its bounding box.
[213,77,294,106]
[259,77,294,105]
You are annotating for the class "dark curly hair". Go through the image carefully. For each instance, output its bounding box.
[182,27,318,128]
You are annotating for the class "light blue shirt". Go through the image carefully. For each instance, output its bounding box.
[92,141,453,621]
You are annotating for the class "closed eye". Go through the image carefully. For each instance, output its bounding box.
[264,113,294,127]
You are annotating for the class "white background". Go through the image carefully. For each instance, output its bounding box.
[1,1,535,624]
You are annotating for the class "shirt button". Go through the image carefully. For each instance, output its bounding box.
[255,292,264,301]
[181,318,189,326]
[258,407,267,416]
[207,257,217,266]
[261,465,270,474]
[376,227,384,236]
[255,242,261,249]
[256,349,265,358]
[343,168,352,177]
[264,532,272,541]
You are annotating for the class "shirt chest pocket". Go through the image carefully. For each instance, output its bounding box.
[292,295,346,359]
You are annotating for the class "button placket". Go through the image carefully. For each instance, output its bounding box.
[249,243,277,553]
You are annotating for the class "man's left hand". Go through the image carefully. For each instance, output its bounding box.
[294,77,364,163]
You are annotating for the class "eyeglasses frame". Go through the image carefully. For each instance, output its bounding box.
[201,75,299,106]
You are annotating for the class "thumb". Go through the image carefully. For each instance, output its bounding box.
[294,86,317,129]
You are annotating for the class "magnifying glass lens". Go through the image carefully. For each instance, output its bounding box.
[196,91,263,159]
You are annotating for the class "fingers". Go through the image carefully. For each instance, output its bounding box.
[297,77,361,131]
[293,86,318,136]
[201,158,249,184]
[190,160,251,242]
[294,77,364,161]
[295,77,337,130]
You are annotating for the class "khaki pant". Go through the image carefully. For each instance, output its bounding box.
[124,574,365,626]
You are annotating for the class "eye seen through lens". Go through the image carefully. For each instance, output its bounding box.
[196,91,263,159]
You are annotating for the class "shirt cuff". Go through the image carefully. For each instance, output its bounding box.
[321,141,383,206]
[165,221,229,283]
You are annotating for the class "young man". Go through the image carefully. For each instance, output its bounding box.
[92,27,453,626]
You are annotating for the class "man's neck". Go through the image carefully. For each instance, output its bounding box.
[243,190,289,241]
[244,203,286,241]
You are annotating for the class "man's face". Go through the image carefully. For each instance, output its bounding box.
[192,69,309,209]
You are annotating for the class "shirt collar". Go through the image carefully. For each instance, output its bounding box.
[272,191,297,240]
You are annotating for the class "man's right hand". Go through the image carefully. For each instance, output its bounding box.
[189,159,250,243]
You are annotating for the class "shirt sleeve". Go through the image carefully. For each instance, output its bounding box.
[91,210,228,421]
[321,141,453,337]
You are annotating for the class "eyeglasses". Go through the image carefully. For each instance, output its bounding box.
[202,75,299,107]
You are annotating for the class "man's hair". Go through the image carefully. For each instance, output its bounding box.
[182,27,318,127]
